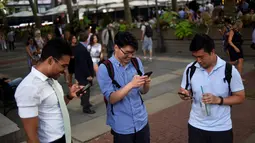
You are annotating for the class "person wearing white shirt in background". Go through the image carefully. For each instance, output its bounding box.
[87,34,102,73]
[15,38,85,143]
[206,1,214,16]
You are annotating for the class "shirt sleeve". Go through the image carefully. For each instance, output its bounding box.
[97,64,115,101]
[230,66,244,92]
[141,25,146,34]
[14,85,40,118]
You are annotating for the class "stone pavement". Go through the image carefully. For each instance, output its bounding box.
[89,69,255,143]
[1,41,255,143]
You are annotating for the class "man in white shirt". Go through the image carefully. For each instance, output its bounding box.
[179,34,245,143]
[15,38,84,143]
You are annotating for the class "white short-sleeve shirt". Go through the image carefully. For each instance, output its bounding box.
[181,56,244,131]
[14,67,65,143]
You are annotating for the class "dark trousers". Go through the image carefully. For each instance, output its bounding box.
[8,41,15,50]
[50,135,65,143]
[111,123,150,143]
[80,88,91,109]
[188,124,233,143]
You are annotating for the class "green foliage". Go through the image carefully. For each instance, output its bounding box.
[174,20,194,39]
[40,25,53,36]
[119,23,127,32]
[101,14,112,28]
[159,11,178,29]
[70,15,91,34]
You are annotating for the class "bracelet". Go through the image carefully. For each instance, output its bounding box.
[66,94,74,100]
[218,96,224,105]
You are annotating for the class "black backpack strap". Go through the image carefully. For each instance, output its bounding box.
[185,61,197,90]
[131,58,143,76]
[102,60,121,115]
[224,63,232,93]
[130,57,144,104]
[103,60,121,88]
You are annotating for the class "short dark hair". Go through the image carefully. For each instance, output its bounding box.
[40,38,72,61]
[189,34,215,53]
[79,31,89,42]
[114,32,138,51]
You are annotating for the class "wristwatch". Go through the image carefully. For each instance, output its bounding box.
[66,94,74,100]
[218,96,224,105]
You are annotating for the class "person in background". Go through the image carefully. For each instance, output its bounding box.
[34,29,45,58]
[7,29,15,51]
[227,20,245,81]
[178,8,186,19]
[26,37,40,70]
[87,34,102,73]
[75,31,95,114]
[68,35,77,87]
[0,73,23,87]
[101,23,115,59]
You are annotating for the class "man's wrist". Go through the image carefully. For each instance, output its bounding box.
[218,96,224,105]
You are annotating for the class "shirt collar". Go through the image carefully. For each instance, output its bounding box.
[110,54,132,68]
[31,67,48,81]
[195,56,225,71]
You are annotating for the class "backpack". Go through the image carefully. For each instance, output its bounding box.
[185,61,232,94]
[143,25,153,38]
[102,57,144,115]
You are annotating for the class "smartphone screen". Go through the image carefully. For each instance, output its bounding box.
[144,71,153,77]
[178,92,189,97]
[76,84,91,97]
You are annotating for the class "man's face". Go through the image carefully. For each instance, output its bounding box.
[192,49,215,69]
[114,45,136,65]
[47,55,70,80]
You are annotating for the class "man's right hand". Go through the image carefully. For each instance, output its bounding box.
[178,88,192,100]
[130,75,146,88]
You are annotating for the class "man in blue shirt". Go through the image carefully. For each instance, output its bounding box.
[97,32,151,143]
[179,34,245,143]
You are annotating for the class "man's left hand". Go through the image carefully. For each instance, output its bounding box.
[144,76,151,86]
[202,93,220,104]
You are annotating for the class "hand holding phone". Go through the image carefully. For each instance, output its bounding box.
[178,91,192,100]
[76,83,91,97]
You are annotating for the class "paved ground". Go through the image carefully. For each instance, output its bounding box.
[1,41,255,143]
[89,70,255,143]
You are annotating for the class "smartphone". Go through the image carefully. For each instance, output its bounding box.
[144,71,153,77]
[76,83,91,97]
[178,92,190,97]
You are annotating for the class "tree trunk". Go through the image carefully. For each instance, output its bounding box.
[224,0,236,17]
[34,0,38,13]
[28,0,41,28]
[171,0,177,11]
[65,0,73,23]
[123,0,132,25]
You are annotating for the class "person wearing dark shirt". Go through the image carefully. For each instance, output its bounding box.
[74,31,95,114]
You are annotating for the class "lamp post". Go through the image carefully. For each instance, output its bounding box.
[155,0,166,53]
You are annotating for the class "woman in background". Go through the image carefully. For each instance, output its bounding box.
[87,34,102,74]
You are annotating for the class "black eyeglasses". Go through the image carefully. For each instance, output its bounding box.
[53,58,68,69]
[119,47,135,57]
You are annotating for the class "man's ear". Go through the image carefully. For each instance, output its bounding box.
[113,45,118,51]
[47,56,54,65]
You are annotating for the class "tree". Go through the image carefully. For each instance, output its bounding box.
[0,0,9,30]
[172,0,177,11]
[28,0,41,28]
[65,0,73,23]
[224,0,236,18]
[123,0,132,25]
